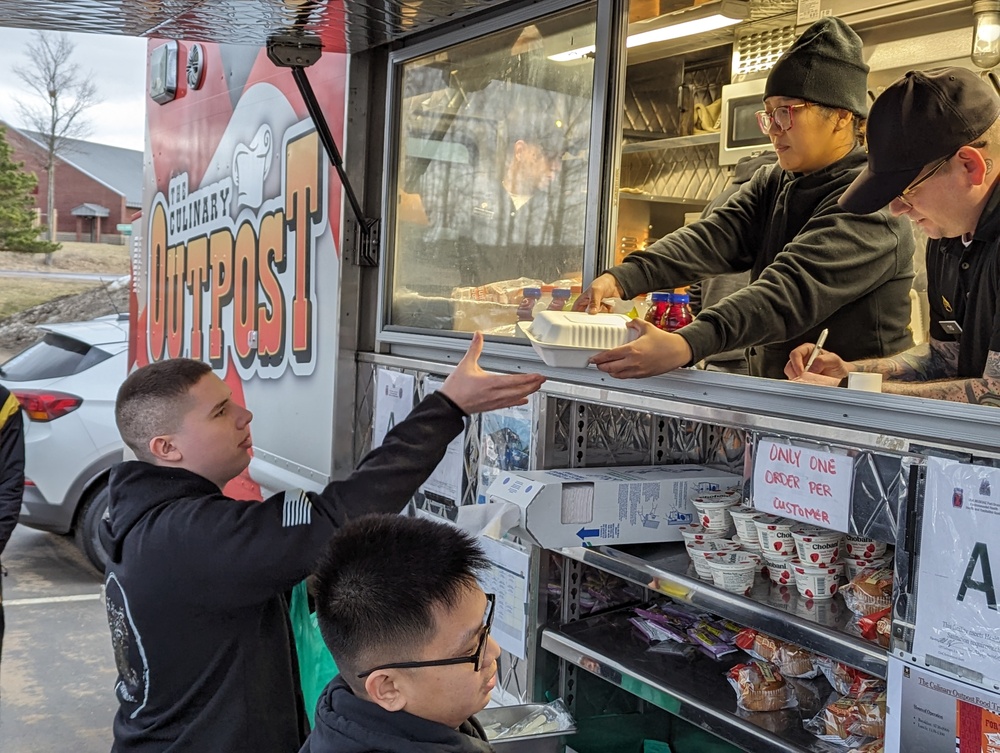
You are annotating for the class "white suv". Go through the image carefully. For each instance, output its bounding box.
[0,314,127,571]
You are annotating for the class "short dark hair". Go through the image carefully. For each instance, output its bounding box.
[313,514,489,689]
[115,358,212,462]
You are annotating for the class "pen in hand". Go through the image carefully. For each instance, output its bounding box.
[803,328,829,373]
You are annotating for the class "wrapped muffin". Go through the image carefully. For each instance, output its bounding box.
[727,660,797,712]
[843,566,893,616]
[774,643,819,678]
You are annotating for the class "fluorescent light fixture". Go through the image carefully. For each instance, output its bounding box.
[549,0,747,62]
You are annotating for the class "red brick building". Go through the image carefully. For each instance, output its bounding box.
[2,124,142,244]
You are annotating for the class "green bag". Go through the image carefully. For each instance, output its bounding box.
[290,579,339,727]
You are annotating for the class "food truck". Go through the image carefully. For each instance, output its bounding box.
[11,0,1000,750]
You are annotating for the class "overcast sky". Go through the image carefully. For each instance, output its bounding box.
[0,28,147,152]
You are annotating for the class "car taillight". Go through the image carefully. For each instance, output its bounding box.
[12,390,83,422]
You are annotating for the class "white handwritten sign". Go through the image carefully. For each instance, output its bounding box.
[752,440,853,532]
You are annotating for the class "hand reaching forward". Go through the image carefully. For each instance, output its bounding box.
[573,273,625,313]
[588,319,693,379]
[440,332,545,414]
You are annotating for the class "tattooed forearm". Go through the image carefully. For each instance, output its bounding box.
[882,375,1000,405]
[851,340,960,382]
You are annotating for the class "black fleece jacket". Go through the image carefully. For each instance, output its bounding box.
[609,147,915,379]
[103,392,465,753]
[0,386,24,556]
[300,677,495,753]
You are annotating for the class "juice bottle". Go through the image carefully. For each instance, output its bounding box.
[664,292,693,332]
[532,285,555,318]
[644,292,671,330]
[517,287,541,321]
[566,284,583,310]
[549,288,571,311]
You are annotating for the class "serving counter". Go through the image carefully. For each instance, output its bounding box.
[354,348,999,752]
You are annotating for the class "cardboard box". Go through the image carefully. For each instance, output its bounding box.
[485,465,742,549]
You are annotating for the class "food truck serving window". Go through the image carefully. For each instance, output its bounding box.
[387,7,597,335]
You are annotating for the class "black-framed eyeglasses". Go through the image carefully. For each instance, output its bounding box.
[896,153,954,207]
[356,593,496,679]
[755,102,811,134]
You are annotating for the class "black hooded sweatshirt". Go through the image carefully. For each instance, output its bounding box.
[300,677,495,753]
[103,392,465,753]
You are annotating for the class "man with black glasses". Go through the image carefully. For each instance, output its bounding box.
[302,514,498,753]
[786,68,1000,406]
[577,17,915,380]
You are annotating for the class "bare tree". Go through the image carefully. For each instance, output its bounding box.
[14,32,100,264]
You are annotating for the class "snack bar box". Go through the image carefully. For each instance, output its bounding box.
[485,465,742,549]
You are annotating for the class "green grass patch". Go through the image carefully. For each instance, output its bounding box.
[0,280,100,320]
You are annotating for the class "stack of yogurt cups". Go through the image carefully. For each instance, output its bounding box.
[683,489,763,595]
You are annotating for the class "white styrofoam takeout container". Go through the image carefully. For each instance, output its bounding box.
[517,311,634,368]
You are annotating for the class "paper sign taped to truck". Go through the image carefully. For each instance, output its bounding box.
[486,465,741,549]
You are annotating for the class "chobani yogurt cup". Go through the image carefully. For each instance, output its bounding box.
[753,515,797,557]
[845,534,888,560]
[691,495,740,532]
[679,524,728,546]
[791,525,843,567]
[729,506,764,543]
[792,560,844,599]
[705,551,760,595]
[762,552,795,586]
[687,540,740,579]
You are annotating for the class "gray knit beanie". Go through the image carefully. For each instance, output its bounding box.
[764,17,869,117]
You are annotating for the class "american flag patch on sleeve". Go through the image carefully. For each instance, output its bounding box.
[282,490,312,527]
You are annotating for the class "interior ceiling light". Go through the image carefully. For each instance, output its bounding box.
[549,0,748,62]
[972,0,1000,69]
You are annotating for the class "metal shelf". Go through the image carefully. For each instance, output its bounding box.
[543,608,844,753]
[621,131,721,154]
[559,543,887,678]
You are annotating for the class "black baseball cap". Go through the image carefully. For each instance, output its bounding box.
[840,67,1000,214]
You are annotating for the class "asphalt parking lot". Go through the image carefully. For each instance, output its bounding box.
[0,525,116,752]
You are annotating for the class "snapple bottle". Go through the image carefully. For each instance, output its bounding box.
[517,287,541,321]
[644,292,671,330]
[664,291,693,332]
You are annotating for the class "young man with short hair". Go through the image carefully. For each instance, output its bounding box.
[103,333,542,752]
[302,513,498,753]
[786,68,1000,406]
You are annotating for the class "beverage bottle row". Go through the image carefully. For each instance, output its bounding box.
[644,291,693,332]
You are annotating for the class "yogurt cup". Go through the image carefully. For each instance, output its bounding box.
[792,561,845,599]
[791,525,843,567]
[687,540,740,579]
[678,524,728,546]
[845,534,888,560]
[705,551,761,596]
[729,505,764,543]
[753,515,797,557]
[690,495,740,532]
[762,552,795,586]
[844,554,891,581]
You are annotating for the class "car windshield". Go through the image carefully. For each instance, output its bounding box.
[0,333,112,381]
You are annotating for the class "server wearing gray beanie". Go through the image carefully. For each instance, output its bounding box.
[580,17,915,381]
[764,16,869,117]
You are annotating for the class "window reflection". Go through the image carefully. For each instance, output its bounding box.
[391,11,597,335]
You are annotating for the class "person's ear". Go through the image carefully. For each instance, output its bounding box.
[834,109,852,131]
[513,139,529,161]
[957,145,991,186]
[364,670,407,712]
[148,434,182,463]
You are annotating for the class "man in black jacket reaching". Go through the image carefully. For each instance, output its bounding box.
[302,514,499,753]
[103,333,542,753]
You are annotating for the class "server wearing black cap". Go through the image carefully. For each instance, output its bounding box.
[580,17,916,381]
[787,67,1000,406]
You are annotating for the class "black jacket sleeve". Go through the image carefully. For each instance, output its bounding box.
[0,388,25,555]
[309,391,466,525]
